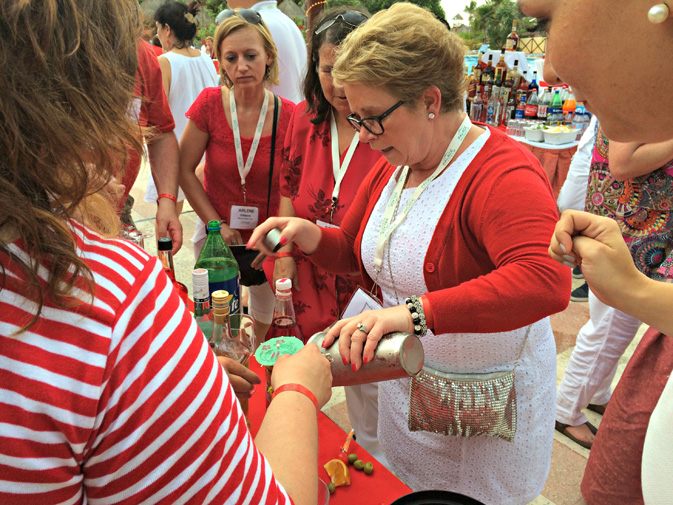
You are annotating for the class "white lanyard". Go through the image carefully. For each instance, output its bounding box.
[329,112,360,222]
[373,114,472,274]
[230,87,270,202]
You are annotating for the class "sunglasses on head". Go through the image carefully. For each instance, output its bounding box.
[314,11,368,35]
[216,8,263,25]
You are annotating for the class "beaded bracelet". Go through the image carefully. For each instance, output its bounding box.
[405,295,427,337]
[271,383,319,412]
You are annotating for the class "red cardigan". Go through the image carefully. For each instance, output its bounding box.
[310,126,571,334]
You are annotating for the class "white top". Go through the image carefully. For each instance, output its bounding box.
[359,129,557,505]
[253,0,307,104]
[161,51,219,141]
[145,51,219,203]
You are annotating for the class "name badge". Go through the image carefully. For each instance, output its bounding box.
[342,287,383,319]
[316,219,340,229]
[230,205,259,230]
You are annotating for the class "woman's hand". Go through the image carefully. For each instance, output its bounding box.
[271,343,332,408]
[247,217,322,256]
[549,210,645,308]
[250,252,268,270]
[273,257,299,291]
[220,223,244,246]
[322,305,414,371]
[217,356,261,400]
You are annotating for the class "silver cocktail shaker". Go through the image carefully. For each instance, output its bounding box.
[308,331,424,386]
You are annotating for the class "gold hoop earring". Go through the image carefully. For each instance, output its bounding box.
[648,2,670,23]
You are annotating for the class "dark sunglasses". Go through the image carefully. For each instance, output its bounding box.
[216,8,263,25]
[315,11,369,35]
[347,101,405,136]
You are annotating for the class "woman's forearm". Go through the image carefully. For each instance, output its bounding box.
[254,392,318,505]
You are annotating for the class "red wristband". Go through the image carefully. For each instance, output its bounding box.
[271,383,319,412]
[275,251,294,258]
[421,295,435,333]
[156,193,177,204]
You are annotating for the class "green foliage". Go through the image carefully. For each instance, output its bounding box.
[361,0,446,21]
[458,31,485,51]
[326,0,363,8]
[464,0,537,49]
[206,0,228,20]
[196,23,217,43]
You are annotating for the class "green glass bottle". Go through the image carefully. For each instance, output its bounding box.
[194,220,241,314]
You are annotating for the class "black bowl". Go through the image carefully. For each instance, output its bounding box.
[390,490,485,505]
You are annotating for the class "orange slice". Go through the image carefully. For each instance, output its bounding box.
[323,458,351,487]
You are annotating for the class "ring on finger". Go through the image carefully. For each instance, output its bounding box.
[356,322,369,334]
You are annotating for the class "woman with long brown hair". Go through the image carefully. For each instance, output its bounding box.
[0,1,330,503]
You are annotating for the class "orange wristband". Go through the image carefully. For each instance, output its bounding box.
[275,251,294,258]
[157,193,177,204]
[271,383,319,411]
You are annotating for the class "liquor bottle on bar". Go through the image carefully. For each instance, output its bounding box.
[194,220,241,314]
[528,71,539,99]
[504,90,517,125]
[267,278,305,344]
[469,89,484,122]
[480,84,491,123]
[505,19,519,51]
[495,50,508,83]
[486,88,498,126]
[481,54,495,87]
[193,268,212,339]
[505,59,522,90]
[157,237,189,305]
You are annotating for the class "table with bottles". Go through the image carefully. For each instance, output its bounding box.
[246,355,413,505]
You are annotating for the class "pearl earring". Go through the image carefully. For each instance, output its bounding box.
[428,112,436,119]
[648,2,670,23]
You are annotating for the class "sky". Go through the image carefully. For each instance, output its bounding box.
[440,0,488,24]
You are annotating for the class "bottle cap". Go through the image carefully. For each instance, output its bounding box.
[206,220,222,232]
[212,290,232,318]
[192,269,209,299]
[261,228,283,253]
[157,237,173,251]
[275,278,292,292]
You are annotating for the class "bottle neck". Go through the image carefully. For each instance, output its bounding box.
[157,249,176,279]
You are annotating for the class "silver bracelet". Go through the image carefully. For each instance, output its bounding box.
[405,295,427,337]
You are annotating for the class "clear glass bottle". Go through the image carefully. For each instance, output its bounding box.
[157,237,189,305]
[194,220,241,314]
[193,268,212,340]
[267,278,305,344]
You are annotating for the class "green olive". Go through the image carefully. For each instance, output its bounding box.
[354,459,365,471]
[347,453,358,465]
[364,462,374,475]
[327,482,336,494]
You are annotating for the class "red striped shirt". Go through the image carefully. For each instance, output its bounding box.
[0,221,292,504]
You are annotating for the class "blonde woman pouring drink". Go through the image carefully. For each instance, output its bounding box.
[248,4,570,503]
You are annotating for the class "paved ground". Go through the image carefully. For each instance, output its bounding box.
[129,160,646,505]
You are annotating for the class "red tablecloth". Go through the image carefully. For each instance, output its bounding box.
[248,356,413,505]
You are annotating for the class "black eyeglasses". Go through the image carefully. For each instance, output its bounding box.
[216,8,263,25]
[347,101,404,135]
[315,11,369,35]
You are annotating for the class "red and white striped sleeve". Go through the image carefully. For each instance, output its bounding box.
[0,224,293,504]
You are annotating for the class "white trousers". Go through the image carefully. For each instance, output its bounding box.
[556,289,643,426]
[344,383,387,465]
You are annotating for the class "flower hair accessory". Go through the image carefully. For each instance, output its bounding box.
[184,12,195,23]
